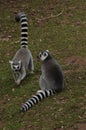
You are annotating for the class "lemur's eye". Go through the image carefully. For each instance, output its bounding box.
[13,66,15,69]
[17,66,19,69]
[43,52,47,56]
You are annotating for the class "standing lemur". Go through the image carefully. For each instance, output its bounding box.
[21,50,64,112]
[9,12,34,85]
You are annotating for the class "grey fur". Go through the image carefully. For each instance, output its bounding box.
[20,50,64,112]
[39,50,64,91]
[9,12,34,85]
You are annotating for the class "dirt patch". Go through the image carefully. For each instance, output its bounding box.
[0,121,4,129]
[56,123,86,130]
[77,123,86,130]
[64,56,86,73]
[64,56,86,66]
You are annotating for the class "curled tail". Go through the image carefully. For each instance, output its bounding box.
[15,12,28,48]
[21,89,57,112]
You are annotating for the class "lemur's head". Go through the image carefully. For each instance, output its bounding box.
[38,50,52,61]
[9,60,22,72]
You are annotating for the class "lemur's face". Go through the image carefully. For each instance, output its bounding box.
[39,50,49,61]
[9,60,21,72]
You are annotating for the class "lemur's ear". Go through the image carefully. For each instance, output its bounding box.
[46,50,49,52]
[9,60,13,64]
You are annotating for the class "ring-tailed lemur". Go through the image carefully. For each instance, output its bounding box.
[9,12,34,85]
[21,50,64,111]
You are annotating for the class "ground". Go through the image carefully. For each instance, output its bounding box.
[0,0,86,130]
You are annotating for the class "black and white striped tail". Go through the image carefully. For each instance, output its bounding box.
[21,89,56,112]
[15,12,28,48]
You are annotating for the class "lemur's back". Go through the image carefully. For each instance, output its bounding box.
[41,58,64,90]
[12,48,32,68]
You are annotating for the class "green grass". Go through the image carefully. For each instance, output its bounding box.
[0,0,86,130]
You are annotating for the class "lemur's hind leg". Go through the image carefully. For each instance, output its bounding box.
[21,67,26,80]
[39,75,48,90]
[28,58,34,74]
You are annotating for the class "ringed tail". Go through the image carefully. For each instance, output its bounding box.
[15,12,28,48]
[21,89,57,112]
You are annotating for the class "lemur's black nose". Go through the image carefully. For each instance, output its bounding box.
[15,69,18,72]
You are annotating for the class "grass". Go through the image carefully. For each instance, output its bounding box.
[0,0,86,130]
